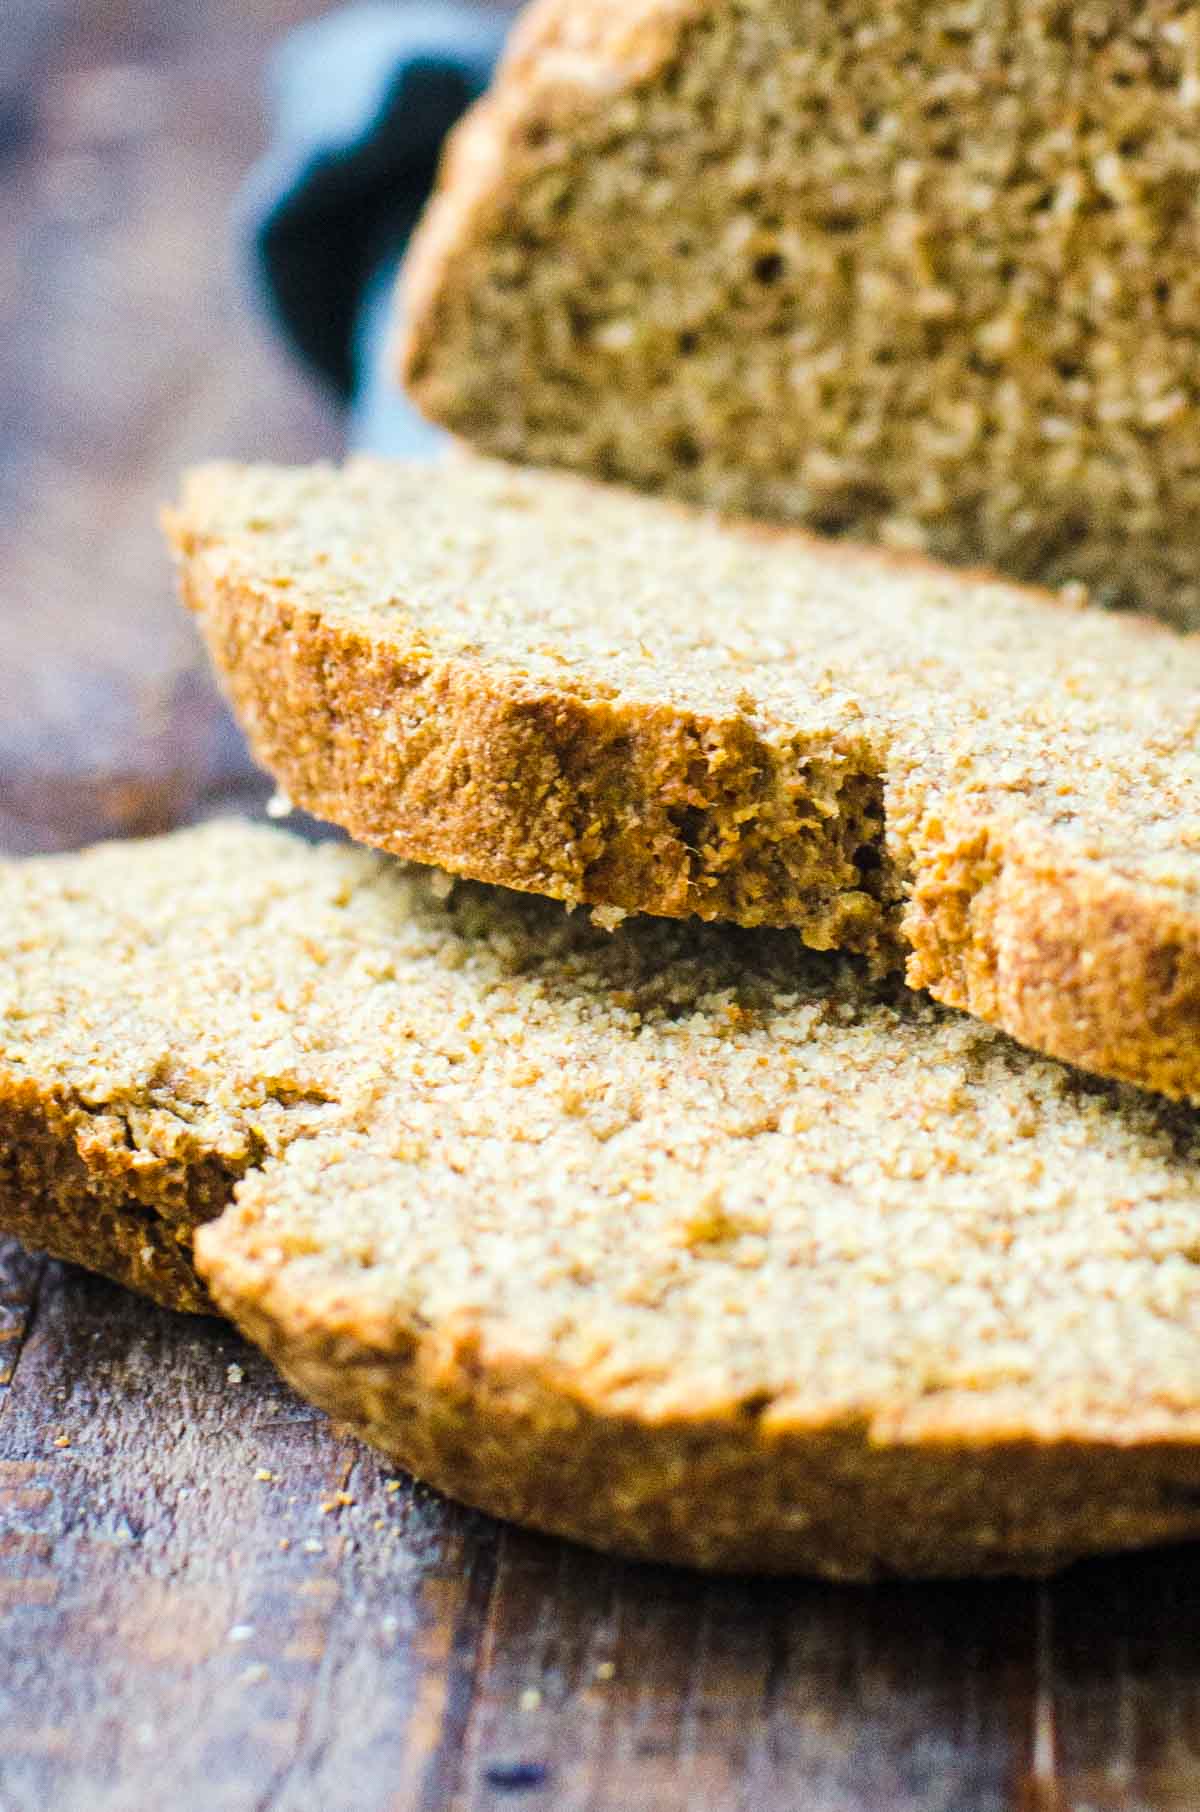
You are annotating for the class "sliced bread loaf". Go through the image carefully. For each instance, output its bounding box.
[168,455,1200,1102]
[5,820,1200,1576]
[399,0,1200,629]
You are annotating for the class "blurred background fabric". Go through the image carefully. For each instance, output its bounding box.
[241,1,508,453]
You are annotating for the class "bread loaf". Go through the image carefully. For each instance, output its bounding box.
[400,0,1200,629]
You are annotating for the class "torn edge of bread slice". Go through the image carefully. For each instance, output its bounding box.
[166,454,1200,1103]
[6,820,1200,1577]
[398,0,1200,630]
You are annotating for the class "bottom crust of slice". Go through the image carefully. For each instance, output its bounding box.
[203,1229,1200,1580]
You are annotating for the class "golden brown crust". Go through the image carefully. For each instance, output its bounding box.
[167,458,1200,1103]
[902,820,1200,1106]
[203,1223,1200,1580]
[175,552,892,955]
[0,1078,226,1313]
[398,0,704,394]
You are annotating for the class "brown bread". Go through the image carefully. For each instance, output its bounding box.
[168,454,1200,1103]
[400,0,1200,629]
[6,821,1200,1577]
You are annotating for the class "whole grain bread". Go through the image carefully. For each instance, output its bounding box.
[168,455,1200,1103]
[399,0,1200,629]
[6,820,1200,1577]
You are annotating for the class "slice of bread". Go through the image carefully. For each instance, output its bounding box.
[167,455,1200,1103]
[6,820,1200,1577]
[399,0,1200,629]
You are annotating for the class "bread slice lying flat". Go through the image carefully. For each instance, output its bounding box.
[6,820,1200,1577]
[168,455,1200,1103]
[400,0,1200,630]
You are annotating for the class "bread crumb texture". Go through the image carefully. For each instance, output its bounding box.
[169,455,1200,1102]
[402,0,1200,630]
[6,822,1200,1575]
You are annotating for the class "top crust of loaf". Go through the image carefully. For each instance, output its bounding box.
[399,0,1200,628]
[8,820,1200,1577]
[168,454,1200,1105]
[400,0,700,384]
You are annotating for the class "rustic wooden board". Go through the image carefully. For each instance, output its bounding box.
[4,3,1200,1808]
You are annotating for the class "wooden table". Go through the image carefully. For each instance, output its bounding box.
[4,5,1200,1808]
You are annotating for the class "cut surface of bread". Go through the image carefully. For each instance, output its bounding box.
[0,824,348,1312]
[6,821,1200,1576]
[168,455,1200,1103]
[400,0,1200,629]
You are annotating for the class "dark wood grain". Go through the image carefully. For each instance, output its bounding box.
[4,3,1200,1809]
[0,1262,505,1812]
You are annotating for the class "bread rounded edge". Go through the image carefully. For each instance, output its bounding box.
[903,817,1200,1104]
[177,545,896,956]
[197,1214,1200,1579]
[397,0,708,418]
[0,1073,222,1314]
